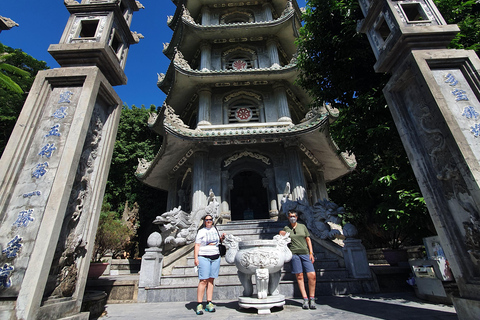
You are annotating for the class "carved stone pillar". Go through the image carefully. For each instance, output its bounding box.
[267,38,281,68]
[316,170,328,201]
[166,176,177,210]
[201,6,211,26]
[265,168,279,220]
[262,3,273,21]
[197,87,212,126]
[220,170,231,222]
[192,151,208,211]
[284,143,307,201]
[273,83,291,122]
[200,42,211,71]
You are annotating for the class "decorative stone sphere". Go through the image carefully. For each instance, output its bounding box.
[343,223,358,238]
[147,232,163,248]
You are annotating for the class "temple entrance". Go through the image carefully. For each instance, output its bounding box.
[230,171,269,220]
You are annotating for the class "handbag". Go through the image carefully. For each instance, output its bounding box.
[215,226,227,257]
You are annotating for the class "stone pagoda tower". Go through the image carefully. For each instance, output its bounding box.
[136,0,356,222]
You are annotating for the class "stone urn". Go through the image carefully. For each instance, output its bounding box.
[224,233,292,314]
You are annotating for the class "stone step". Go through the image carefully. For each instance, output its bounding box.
[143,278,377,302]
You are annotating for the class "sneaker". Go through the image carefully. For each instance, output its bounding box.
[302,299,309,309]
[196,304,204,315]
[309,298,317,310]
[206,302,216,312]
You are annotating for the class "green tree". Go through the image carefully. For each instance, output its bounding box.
[0,42,48,155]
[296,0,446,248]
[104,104,167,256]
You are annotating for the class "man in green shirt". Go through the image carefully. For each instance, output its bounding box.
[279,210,317,309]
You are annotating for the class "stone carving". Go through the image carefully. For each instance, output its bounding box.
[173,48,191,70]
[224,233,292,298]
[157,73,165,85]
[167,16,173,24]
[182,5,194,23]
[153,191,219,253]
[47,110,104,298]
[464,211,480,267]
[148,112,158,126]
[136,158,151,175]
[165,104,189,129]
[135,1,144,10]
[223,151,271,167]
[131,31,144,43]
[64,0,79,5]
[282,0,294,17]
[280,182,345,239]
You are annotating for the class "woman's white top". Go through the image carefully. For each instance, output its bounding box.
[195,227,220,256]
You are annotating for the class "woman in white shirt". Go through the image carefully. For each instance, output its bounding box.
[194,214,225,315]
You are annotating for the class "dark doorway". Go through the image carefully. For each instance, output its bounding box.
[230,171,269,220]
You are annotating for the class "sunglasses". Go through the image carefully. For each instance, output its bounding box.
[205,219,213,221]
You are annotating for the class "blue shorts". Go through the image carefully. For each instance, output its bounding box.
[291,254,315,274]
[198,255,221,280]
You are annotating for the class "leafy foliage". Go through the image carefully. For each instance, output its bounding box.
[103,104,167,256]
[93,204,134,261]
[296,0,445,248]
[0,42,48,156]
[435,0,480,54]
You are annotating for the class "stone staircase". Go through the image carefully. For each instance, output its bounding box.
[141,219,378,302]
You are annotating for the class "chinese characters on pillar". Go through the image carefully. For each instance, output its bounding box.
[0,90,74,289]
[445,73,480,137]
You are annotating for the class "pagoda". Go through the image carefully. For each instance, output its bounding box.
[136,0,356,222]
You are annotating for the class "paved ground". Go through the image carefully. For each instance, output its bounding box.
[100,292,457,320]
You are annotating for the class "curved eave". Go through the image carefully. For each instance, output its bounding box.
[139,111,330,189]
[159,62,311,116]
[169,0,303,28]
[298,132,357,182]
[135,133,195,190]
[164,10,300,61]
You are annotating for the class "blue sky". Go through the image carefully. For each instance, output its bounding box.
[1,0,306,108]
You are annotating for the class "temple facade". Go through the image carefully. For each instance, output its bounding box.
[136,0,356,221]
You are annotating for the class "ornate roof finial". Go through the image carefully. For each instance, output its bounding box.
[182,5,194,23]
[131,31,144,43]
[135,1,145,9]
[173,48,191,70]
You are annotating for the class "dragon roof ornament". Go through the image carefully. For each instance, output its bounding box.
[173,48,191,70]
[182,5,194,23]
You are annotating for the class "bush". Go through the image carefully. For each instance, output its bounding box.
[93,209,134,262]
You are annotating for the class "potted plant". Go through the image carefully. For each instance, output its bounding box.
[89,206,134,278]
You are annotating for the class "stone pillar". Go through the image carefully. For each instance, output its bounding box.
[267,38,281,68]
[0,67,122,320]
[220,171,231,222]
[166,176,177,210]
[265,169,279,220]
[197,87,212,126]
[315,170,328,200]
[200,42,211,72]
[201,6,211,25]
[262,3,273,21]
[191,151,208,211]
[358,1,480,317]
[138,232,164,302]
[284,143,307,201]
[273,83,291,122]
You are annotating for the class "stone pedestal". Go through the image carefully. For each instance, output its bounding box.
[238,294,285,315]
[342,238,371,279]
[138,233,164,303]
